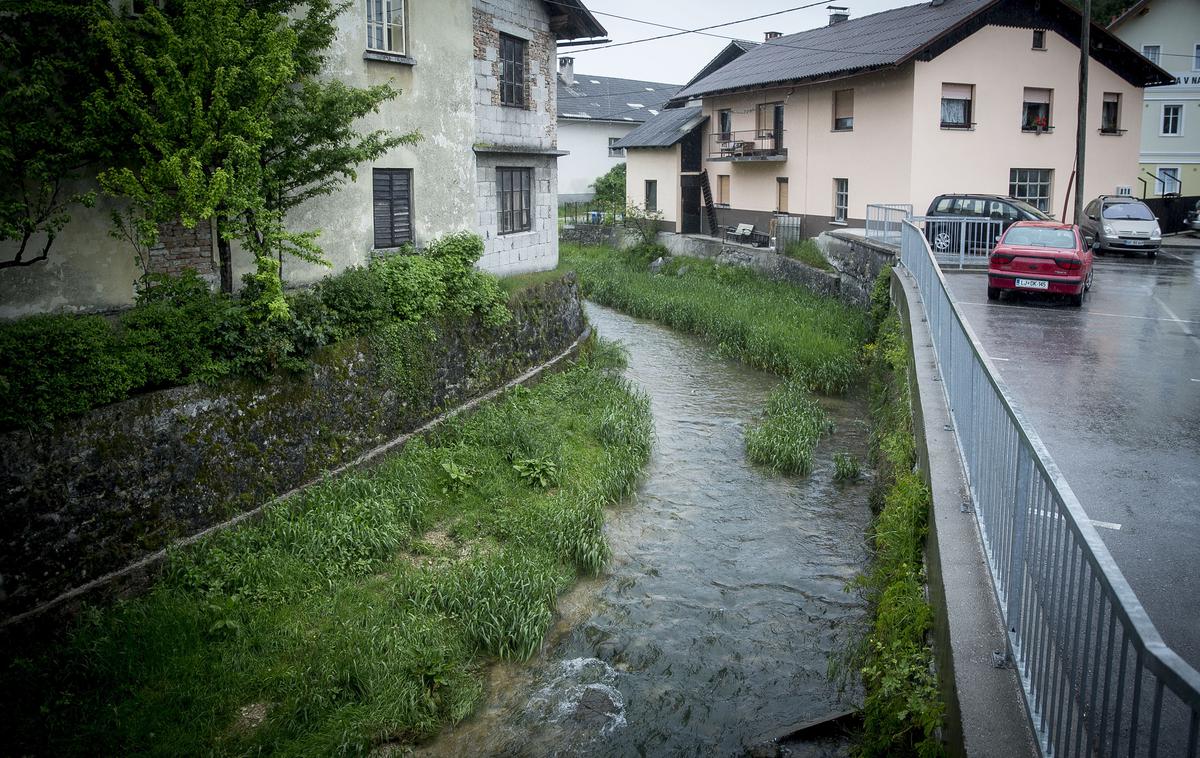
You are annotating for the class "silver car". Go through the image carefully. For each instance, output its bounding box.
[1186,200,1200,233]
[1080,196,1162,258]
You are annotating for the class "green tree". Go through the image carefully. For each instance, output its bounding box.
[0,0,112,269]
[591,162,626,208]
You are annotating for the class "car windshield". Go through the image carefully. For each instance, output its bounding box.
[1003,227,1077,249]
[1008,198,1052,220]
[1102,202,1155,221]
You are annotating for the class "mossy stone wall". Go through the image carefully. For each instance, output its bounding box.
[0,275,584,620]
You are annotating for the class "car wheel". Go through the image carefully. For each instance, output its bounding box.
[987,286,1000,301]
[933,231,952,252]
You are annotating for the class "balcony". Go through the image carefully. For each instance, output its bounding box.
[708,129,787,162]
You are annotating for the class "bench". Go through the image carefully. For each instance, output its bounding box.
[723,223,770,247]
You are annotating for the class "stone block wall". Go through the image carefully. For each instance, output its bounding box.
[0,276,585,620]
[472,0,557,149]
[476,153,558,274]
[147,219,218,283]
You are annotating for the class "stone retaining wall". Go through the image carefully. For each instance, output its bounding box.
[0,276,584,620]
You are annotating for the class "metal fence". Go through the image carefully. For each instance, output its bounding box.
[899,219,1200,757]
[865,203,912,245]
[909,215,1004,269]
[558,200,625,231]
[774,214,805,252]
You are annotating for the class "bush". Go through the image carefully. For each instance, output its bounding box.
[370,253,448,322]
[0,314,136,429]
[318,265,391,332]
[590,162,626,207]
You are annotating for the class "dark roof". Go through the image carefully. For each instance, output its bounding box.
[670,0,1172,103]
[558,74,681,123]
[544,0,607,41]
[1106,0,1150,30]
[612,107,705,148]
[679,40,759,92]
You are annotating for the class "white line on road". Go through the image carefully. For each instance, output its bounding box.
[961,300,1200,325]
[1154,296,1200,347]
[1032,509,1122,530]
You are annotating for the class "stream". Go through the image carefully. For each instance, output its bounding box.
[418,302,873,757]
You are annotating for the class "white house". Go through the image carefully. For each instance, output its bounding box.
[619,0,1171,238]
[1108,0,1200,197]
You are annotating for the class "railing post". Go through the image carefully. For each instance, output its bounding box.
[1007,438,1032,637]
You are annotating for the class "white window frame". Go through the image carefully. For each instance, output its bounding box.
[1156,167,1181,195]
[1009,168,1053,213]
[366,0,407,56]
[833,178,848,222]
[1161,103,1184,137]
[1142,44,1161,65]
[608,137,625,158]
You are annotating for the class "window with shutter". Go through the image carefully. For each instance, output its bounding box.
[832,90,853,131]
[940,83,974,128]
[1021,87,1052,131]
[1101,93,1121,134]
[372,168,413,249]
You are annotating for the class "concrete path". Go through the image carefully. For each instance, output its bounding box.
[944,250,1200,670]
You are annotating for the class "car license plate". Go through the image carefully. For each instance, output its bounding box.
[1127,239,1144,246]
[1015,278,1049,290]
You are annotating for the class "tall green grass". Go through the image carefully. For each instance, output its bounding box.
[563,243,868,395]
[2,343,652,757]
[745,380,833,475]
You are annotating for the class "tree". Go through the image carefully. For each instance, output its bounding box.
[591,162,626,208]
[1070,0,1139,24]
[0,0,112,269]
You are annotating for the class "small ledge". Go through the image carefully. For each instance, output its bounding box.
[829,221,849,226]
[362,50,416,66]
[1021,126,1055,134]
[940,124,976,131]
[1098,128,1128,136]
[474,144,568,157]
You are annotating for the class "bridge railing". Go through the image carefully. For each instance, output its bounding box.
[899,219,1200,757]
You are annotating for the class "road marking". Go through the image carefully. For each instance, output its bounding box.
[1032,509,1122,531]
[990,357,1011,361]
[1192,378,1200,383]
[961,300,1200,325]
[1153,296,1200,347]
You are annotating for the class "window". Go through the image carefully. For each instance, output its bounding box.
[366,0,406,55]
[1156,167,1181,195]
[372,169,413,248]
[500,34,527,107]
[718,109,732,141]
[833,90,854,131]
[1101,93,1121,133]
[1161,104,1183,136]
[940,83,973,128]
[1142,45,1160,65]
[1195,43,1200,70]
[1022,88,1052,131]
[776,178,789,214]
[1009,168,1053,213]
[645,180,658,212]
[497,167,532,234]
[1032,30,1046,50]
[608,137,624,157]
[717,174,730,205]
[756,102,783,136]
[833,178,848,222]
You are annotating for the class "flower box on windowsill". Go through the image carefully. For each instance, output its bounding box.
[363,49,416,66]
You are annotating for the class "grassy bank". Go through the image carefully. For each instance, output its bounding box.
[562,243,868,395]
[2,344,652,756]
[850,273,944,757]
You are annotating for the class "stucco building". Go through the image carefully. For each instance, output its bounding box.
[0,0,606,319]
[618,0,1171,238]
[1108,0,1200,198]
[555,59,679,203]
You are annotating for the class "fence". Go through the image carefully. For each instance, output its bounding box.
[865,204,1004,269]
[865,203,912,245]
[774,214,804,252]
[558,200,625,232]
[899,219,1200,757]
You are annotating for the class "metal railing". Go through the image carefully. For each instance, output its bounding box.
[899,219,1200,757]
[708,129,787,161]
[865,203,912,245]
[909,215,1004,269]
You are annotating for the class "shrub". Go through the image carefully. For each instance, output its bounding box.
[370,253,448,322]
[590,162,626,207]
[0,314,135,429]
[120,271,233,388]
[318,265,392,332]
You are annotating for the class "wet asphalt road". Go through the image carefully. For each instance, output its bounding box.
[943,248,1200,669]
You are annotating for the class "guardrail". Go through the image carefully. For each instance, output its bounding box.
[899,219,1200,757]
[865,203,912,245]
[865,204,1003,269]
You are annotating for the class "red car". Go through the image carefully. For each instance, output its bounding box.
[987,221,1094,306]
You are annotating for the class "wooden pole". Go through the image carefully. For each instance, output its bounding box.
[1074,0,1092,224]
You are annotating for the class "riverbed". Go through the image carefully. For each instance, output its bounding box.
[417,303,873,756]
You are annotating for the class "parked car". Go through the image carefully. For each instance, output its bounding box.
[1078,196,1161,257]
[987,221,1094,307]
[924,194,1052,255]
[1186,199,1200,234]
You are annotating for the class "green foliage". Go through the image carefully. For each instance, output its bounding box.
[869,266,894,331]
[590,162,626,207]
[0,315,135,429]
[0,0,111,269]
[3,351,653,755]
[834,452,860,481]
[1068,0,1139,23]
[440,457,475,494]
[623,203,665,248]
[745,380,833,475]
[512,456,559,489]
[783,239,833,271]
[563,243,867,394]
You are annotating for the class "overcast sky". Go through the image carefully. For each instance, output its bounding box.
[559,0,925,85]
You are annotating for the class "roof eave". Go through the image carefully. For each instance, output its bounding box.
[666,63,895,107]
[545,0,607,41]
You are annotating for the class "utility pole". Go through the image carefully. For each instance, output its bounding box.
[1074,0,1092,224]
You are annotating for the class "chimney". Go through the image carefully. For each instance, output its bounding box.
[827,5,850,24]
[558,56,575,86]
[764,31,782,41]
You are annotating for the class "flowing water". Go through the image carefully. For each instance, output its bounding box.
[418,303,873,757]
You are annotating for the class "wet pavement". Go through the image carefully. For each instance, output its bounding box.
[943,249,1200,669]
[417,303,872,757]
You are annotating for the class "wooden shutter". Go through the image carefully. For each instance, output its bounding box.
[373,168,412,248]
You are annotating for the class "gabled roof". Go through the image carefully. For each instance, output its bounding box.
[669,0,1172,104]
[544,0,607,41]
[1106,0,1151,30]
[612,107,705,149]
[679,40,760,92]
[558,74,680,123]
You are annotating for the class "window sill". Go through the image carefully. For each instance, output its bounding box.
[940,123,975,131]
[1021,127,1055,134]
[831,128,853,133]
[498,228,535,237]
[363,50,416,66]
[1098,128,1127,136]
[829,220,848,226]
